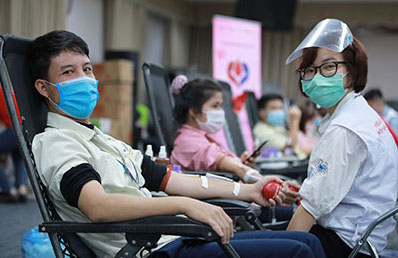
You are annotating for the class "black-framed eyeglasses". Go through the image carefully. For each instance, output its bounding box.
[298,61,346,80]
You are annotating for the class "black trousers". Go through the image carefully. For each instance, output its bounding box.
[310,224,371,258]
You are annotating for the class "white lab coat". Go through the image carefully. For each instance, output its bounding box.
[300,92,398,256]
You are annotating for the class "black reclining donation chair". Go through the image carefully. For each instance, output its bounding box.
[244,91,260,131]
[142,63,299,231]
[0,33,243,258]
[218,82,308,182]
[142,62,244,163]
[142,63,239,180]
[142,62,268,231]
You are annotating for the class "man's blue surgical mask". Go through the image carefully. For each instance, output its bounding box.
[267,109,286,126]
[45,76,99,119]
[313,117,320,127]
[301,73,348,108]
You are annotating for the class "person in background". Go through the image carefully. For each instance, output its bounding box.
[296,101,321,157]
[171,76,262,182]
[29,30,326,258]
[285,18,398,258]
[364,88,398,135]
[170,76,300,222]
[0,87,27,203]
[253,94,306,158]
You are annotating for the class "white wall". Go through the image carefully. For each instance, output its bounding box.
[65,0,104,63]
[357,29,398,101]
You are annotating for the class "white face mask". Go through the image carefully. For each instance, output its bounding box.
[196,109,226,134]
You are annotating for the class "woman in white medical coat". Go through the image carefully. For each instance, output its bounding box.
[285,18,398,258]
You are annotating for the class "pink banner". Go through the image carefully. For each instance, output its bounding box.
[212,15,262,153]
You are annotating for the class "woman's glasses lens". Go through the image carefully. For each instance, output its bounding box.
[300,62,339,80]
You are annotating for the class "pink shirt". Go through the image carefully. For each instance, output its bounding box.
[297,131,318,150]
[171,124,239,171]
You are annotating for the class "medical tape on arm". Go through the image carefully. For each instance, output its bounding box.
[201,175,208,189]
[233,182,240,196]
[243,169,261,183]
[205,173,240,196]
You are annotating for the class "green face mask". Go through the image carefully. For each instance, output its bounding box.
[301,73,348,108]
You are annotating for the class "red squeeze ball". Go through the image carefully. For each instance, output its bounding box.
[262,181,283,200]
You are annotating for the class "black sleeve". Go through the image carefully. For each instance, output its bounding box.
[141,155,167,191]
[60,163,101,208]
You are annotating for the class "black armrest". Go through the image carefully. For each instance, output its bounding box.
[39,215,219,241]
[203,198,265,231]
[203,198,251,216]
[40,215,241,258]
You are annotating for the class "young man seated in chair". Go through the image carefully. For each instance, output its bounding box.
[29,30,325,258]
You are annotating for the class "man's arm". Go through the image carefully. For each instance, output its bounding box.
[78,180,234,244]
[286,205,315,232]
[77,173,284,244]
[288,106,301,149]
[164,172,284,207]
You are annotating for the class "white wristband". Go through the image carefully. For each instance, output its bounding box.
[243,169,260,183]
[233,182,240,196]
[201,175,208,189]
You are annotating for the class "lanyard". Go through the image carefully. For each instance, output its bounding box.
[117,159,141,189]
[92,134,142,187]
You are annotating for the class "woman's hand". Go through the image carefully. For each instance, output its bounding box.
[249,176,285,207]
[282,180,300,205]
[181,198,233,244]
[240,151,258,168]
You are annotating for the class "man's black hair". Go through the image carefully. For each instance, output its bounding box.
[257,93,283,110]
[364,89,383,101]
[29,30,89,81]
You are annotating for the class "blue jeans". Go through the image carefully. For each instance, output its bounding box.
[0,128,26,193]
[154,230,326,258]
[259,206,294,223]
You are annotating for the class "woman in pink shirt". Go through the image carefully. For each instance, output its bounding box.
[170,76,264,183]
[170,76,301,198]
[170,76,301,223]
[297,101,321,157]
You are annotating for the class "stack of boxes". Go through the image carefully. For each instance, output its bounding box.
[91,60,133,144]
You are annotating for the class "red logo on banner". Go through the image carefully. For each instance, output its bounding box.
[227,61,249,86]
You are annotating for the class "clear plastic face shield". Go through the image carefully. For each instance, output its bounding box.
[286,18,353,65]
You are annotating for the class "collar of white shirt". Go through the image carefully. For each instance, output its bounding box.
[318,91,359,134]
[47,112,96,141]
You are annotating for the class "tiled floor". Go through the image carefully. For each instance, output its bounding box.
[0,198,42,258]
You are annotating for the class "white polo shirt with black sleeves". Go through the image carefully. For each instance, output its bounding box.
[32,112,177,258]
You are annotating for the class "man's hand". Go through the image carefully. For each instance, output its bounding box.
[249,176,285,207]
[182,198,233,244]
[288,106,302,122]
[282,181,300,205]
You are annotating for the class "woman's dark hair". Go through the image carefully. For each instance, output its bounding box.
[297,37,368,95]
[29,30,89,82]
[299,101,316,133]
[174,78,222,126]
